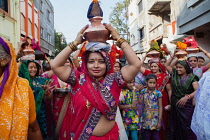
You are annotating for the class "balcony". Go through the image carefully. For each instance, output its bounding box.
[148,0,171,13]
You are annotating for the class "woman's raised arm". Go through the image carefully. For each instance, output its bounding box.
[51,25,88,82]
[104,24,141,82]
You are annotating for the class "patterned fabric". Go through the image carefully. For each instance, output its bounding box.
[140,88,162,130]
[18,60,51,139]
[143,63,170,140]
[135,72,146,86]
[59,49,126,140]
[191,71,210,140]
[120,89,141,130]
[0,37,36,139]
[193,66,207,79]
[170,61,199,140]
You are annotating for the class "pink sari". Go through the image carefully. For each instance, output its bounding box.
[58,50,126,140]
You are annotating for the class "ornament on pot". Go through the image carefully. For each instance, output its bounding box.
[20,40,35,61]
[160,44,169,56]
[83,0,110,43]
[175,42,188,60]
[147,40,164,59]
[184,36,199,54]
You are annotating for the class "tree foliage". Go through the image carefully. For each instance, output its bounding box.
[54,30,67,56]
[109,0,130,42]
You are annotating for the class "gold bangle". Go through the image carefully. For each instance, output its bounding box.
[68,42,78,52]
[121,42,130,51]
[116,37,126,47]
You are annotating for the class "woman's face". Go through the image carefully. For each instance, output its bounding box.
[0,55,11,68]
[188,57,198,68]
[198,58,204,67]
[176,63,186,75]
[150,63,160,74]
[65,59,72,67]
[28,62,38,78]
[160,58,166,65]
[114,63,120,72]
[87,52,106,79]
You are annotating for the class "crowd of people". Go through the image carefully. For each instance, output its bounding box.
[0,23,210,140]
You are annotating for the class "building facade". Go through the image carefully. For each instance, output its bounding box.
[20,0,40,43]
[170,0,210,53]
[128,0,174,55]
[128,0,210,56]
[34,0,55,56]
[0,0,20,48]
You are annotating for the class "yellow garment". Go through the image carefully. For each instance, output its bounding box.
[0,39,36,139]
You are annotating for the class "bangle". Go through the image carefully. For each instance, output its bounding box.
[187,94,191,99]
[116,37,126,47]
[68,42,78,52]
[121,42,130,51]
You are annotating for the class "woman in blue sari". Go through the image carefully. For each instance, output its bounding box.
[19,60,54,139]
[165,55,199,140]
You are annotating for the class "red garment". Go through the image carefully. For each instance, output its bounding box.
[143,69,170,140]
[58,50,126,140]
[89,123,119,140]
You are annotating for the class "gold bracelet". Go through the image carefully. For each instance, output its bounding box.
[121,42,130,51]
[68,42,78,52]
[116,37,126,47]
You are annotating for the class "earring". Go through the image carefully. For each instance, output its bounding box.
[1,62,5,67]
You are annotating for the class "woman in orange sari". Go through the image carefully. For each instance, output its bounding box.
[0,37,42,139]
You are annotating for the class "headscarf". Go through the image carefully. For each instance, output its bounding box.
[176,60,192,74]
[19,60,41,87]
[172,60,198,100]
[0,37,33,139]
[19,60,48,113]
[0,38,11,96]
[149,58,167,73]
[81,42,113,76]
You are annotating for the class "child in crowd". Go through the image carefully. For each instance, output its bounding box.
[140,74,163,140]
[119,80,141,140]
[198,56,205,68]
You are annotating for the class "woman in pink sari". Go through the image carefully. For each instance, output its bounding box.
[51,24,141,140]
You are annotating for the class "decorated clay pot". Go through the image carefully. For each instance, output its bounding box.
[147,50,161,58]
[22,46,35,56]
[186,47,199,54]
[175,49,188,60]
[83,16,110,43]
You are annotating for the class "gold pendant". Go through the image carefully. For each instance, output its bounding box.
[86,100,91,109]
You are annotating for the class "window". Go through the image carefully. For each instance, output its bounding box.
[35,25,38,39]
[40,0,43,12]
[20,14,25,31]
[40,27,44,37]
[47,33,51,43]
[0,0,8,12]
[28,19,32,36]
[138,0,143,13]
[47,10,50,21]
[131,34,136,43]
[139,27,145,40]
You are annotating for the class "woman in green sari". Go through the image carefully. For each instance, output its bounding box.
[19,60,54,139]
[165,55,199,140]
